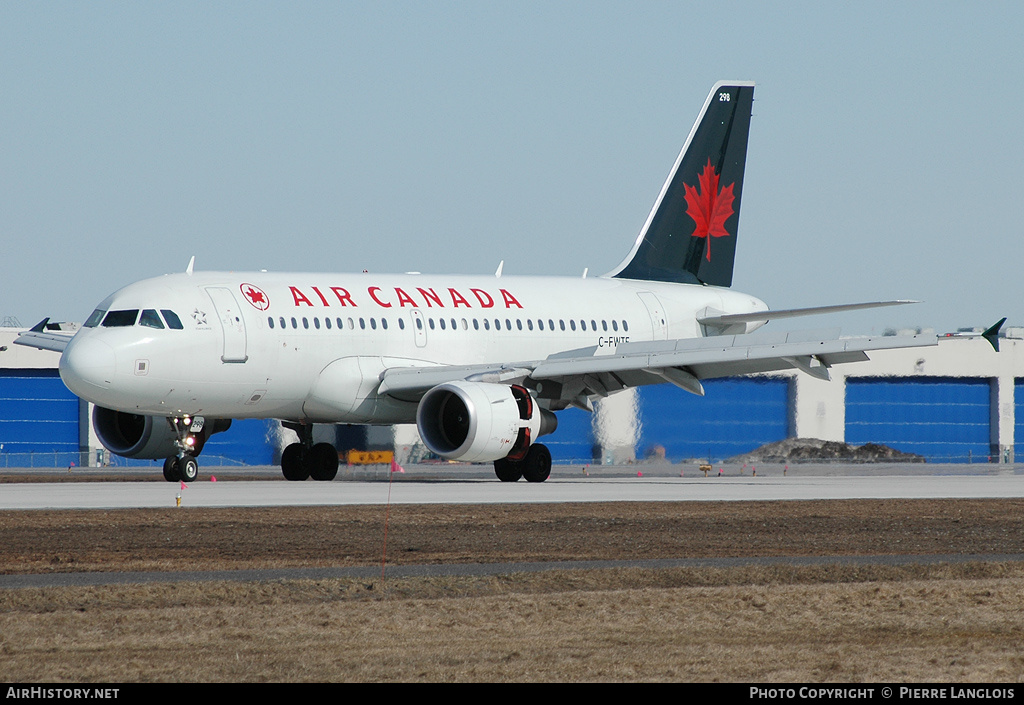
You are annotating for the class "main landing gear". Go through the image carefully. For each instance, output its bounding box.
[493,443,551,483]
[280,422,339,481]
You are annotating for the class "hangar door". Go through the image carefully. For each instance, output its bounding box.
[845,377,990,463]
[1014,379,1024,453]
[637,378,790,462]
[0,370,81,466]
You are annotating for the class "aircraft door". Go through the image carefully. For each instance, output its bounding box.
[206,287,249,363]
[410,309,427,347]
[637,291,668,341]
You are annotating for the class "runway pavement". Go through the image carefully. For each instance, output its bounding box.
[2,463,1023,510]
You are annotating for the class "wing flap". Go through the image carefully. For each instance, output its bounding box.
[531,331,934,381]
[377,330,936,401]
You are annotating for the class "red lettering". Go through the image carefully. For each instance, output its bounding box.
[395,287,417,307]
[290,286,313,307]
[448,288,470,308]
[417,287,444,308]
[500,289,523,309]
[330,287,356,307]
[311,286,330,306]
[368,286,392,308]
[470,288,494,308]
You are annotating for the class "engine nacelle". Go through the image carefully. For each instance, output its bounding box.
[416,381,556,463]
[92,406,231,459]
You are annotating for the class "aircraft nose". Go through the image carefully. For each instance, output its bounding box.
[59,336,116,395]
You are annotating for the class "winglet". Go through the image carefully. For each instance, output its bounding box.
[29,318,50,333]
[186,255,195,275]
[983,317,1006,352]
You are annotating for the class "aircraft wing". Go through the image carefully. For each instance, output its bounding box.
[379,329,937,410]
[13,319,74,354]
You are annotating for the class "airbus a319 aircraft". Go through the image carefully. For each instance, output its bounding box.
[18,81,934,483]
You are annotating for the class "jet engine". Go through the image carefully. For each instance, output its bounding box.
[92,406,231,459]
[416,381,556,463]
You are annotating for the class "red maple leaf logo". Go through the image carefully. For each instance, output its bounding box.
[684,159,736,261]
[240,283,270,311]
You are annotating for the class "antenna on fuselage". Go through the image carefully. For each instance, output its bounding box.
[185,256,195,275]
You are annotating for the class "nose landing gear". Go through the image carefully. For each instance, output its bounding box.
[161,416,205,482]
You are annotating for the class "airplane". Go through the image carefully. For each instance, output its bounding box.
[17,80,935,483]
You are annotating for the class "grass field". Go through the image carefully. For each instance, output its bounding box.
[2,499,1024,682]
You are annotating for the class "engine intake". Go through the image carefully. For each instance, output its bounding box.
[416,381,556,463]
[92,406,231,459]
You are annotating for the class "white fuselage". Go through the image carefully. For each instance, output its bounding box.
[59,271,769,422]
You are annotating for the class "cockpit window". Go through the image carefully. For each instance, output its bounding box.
[102,310,139,327]
[84,309,106,328]
[139,309,164,329]
[161,310,184,330]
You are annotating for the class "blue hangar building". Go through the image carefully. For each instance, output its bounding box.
[2,326,1021,468]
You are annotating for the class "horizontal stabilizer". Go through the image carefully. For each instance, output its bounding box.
[698,300,919,327]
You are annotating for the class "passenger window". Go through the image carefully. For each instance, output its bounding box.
[570,320,577,331]
[291,317,298,329]
[325,318,332,330]
[580,320,587,331]
[84,309,106,328]
[591,320,597,331]
[484,319,490,330]
[473,319,479,330]
[398,318,405,330]
[505,319,512,330]
[548,319,554,331]
[359,318,366,330]
[516,319,523,331]
[337,317,344,329]
[370,318,377,330]
[526,320,533,331]
[623,320,629,332]
[602,320,608,331]
[537,319,543,331]
[612,320,618,332]
[140,309,164,329]
[268,317,275,329]
[314,318,321,330]
[102,310,139,327]
[415,318,422,330]
[302,317,309,330]
[382,318,388,330]
[559,320,565,331]
[439,318,446,330]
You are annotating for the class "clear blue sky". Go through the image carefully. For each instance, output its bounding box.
[2,1,1021,334]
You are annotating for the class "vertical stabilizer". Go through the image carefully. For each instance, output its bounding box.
[608,81,754,287]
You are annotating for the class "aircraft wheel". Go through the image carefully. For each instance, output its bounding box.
[522,444,552,483]
[309,443,339,481]
[179,455,199,483]
[281,443,310,481]
[493,457,522,482]
[162,457,181,482]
